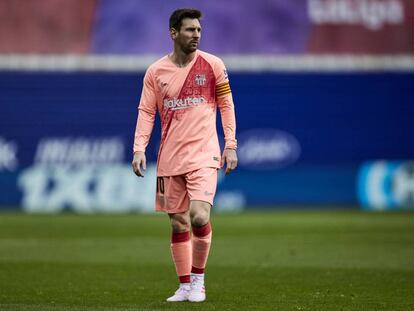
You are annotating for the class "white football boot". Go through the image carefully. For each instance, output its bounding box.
[166,284,190,302]
[188,273,206,302]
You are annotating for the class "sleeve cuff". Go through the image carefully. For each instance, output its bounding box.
[224,141,237,150]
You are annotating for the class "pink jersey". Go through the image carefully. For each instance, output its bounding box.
[134,50,237,176]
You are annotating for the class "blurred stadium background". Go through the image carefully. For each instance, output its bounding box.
[1,0,414,212]
[0,1,414,310]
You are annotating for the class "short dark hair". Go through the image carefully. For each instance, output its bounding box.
[169,8,202,31]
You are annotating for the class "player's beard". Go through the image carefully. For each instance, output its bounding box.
[181,40,198,54]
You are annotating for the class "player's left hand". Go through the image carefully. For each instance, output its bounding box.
[221,148,238,175]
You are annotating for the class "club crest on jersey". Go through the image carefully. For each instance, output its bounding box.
[195,74,206,86]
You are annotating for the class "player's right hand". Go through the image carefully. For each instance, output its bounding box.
[132,152,146,177]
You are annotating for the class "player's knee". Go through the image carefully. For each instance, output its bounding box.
[170,215,190,232]
[191,211,209,227]
[190,201,210,227]
[171,220,190,232]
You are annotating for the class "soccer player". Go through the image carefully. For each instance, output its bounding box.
[132,8,237,303]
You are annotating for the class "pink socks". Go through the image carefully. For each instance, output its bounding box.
[170,222,212,283]
[191,222,212,274]
[171,231,192,283]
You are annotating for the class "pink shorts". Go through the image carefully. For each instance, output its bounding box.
[155,167,218,214]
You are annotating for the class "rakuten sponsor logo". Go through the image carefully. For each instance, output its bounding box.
[308,0,404,30]
[163,96,206,111]
[238,129,301,170]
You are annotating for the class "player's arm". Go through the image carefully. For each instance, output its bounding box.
[132,68,157,177]
[215,61,238,175]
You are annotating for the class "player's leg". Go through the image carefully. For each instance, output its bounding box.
[188,200,211,302]
[186,168,218,302]
[190,200,212,274]
[166,210,192,302]
[157,175,193,302]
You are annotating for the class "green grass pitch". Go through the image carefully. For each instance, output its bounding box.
[0,210,413,311]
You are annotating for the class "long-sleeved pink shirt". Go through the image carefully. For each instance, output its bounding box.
[134,50,237,176]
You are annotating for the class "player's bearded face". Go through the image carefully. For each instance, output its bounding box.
[175,18,201,54]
